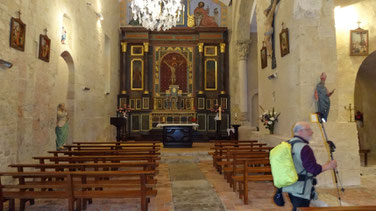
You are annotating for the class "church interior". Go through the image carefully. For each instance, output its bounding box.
[1,0,376,210]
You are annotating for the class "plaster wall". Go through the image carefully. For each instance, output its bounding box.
[0,0,120,170]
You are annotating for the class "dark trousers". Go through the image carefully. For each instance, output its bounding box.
[288,193,310,211]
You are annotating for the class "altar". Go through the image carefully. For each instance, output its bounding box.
[157,123,199,148]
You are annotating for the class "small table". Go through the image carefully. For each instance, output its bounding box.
[157,124,198,148]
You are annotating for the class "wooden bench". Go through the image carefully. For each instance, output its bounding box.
[359,149,371,166]
[64,144,161,151]
[297,206,376,211]
[0,170,157,211]
[212,146,272,173]
[48,148,160,157]
[233,159,273,204]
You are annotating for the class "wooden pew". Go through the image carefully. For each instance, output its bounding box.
[297,206,376,211]
[64,144,161,151]
[233,159,273,204]
[212,145,272,173]
[48,148,160,157]
[0,170,157,211]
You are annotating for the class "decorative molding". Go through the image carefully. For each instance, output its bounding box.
[121,42,127,53]
[220,43,226,53]
[143,42,149,53]
[197,43,204,53]
[236,40,252,60]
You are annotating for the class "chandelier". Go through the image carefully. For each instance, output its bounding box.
[130,0,185,31]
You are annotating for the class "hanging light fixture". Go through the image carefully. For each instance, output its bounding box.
[130,0,184,31]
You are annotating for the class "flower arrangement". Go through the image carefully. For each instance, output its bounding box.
[259,106,280,134]
[117,104,132,118]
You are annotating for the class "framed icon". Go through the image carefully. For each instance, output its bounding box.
[10,17,26,51]
[131,58,144,90]
[279,28,290,57]
[350,27,368,56]
[38,34,51,62]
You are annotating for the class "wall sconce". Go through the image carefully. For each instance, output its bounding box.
[0,59,13,68]
[105,92,110,95]
[83,87,90,91]
[268,73,278,80]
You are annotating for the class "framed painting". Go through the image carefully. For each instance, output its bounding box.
[131,58,144,90]
[204,46,217,56]
[131,45,144,56]
[10,17,26,51]
[279,28,289,57]
[205,59,217,90]
[198,98,205,110]
[350,28,368,56]
[260,45,267,69]
[38,34,51,62]
[136,99,141,110]
[130,99,136,109]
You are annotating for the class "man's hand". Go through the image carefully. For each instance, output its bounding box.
[322,160,337,172]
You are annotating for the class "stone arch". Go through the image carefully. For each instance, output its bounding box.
[354,50,376,161]
[59,51,75,144]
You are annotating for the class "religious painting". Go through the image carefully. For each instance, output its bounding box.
[160,52,188,92]
[260,46,267,69]
[220,97,227,110]
[131,45,144,56]
[204,46,217,56]
[126,3,141,26]
[131,59,144,90]
[350,28,368,56]
[10,17,26,51]
[190,0,220,27]
[205,59,217,90]
[38,34,51,62]
[130,99,135,109]
[279,28,289,57]
[176,1,186,26]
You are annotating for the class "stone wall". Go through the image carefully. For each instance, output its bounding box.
[335,0,376,156]
[0,0,120,169]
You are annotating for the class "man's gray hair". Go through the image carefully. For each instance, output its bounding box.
[293,123,306,134]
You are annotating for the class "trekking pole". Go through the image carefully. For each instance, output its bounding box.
[317,117,345,206]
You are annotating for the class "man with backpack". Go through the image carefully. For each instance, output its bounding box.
[283,122,337,210]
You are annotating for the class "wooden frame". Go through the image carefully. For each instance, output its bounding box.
[350,28,368,56]
[220,97,227,110]
[279,28,289,57]
[198,98,205,110]
[38,34,51,62]
[130,99,136,109]
[204,58,217,90]
[136,99,142,110]
[131,58,144,90]
[260,46,267,69]
[142,97,149,109]
[10,17,26,51]
[204,46,217,56]
[131,45,144,56]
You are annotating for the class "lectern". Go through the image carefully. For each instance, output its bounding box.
[110,117,127,142]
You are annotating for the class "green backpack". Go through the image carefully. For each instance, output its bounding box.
[269,139,303,188]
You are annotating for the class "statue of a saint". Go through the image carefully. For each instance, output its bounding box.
[315,72,335,121]
[164,61,177,85]
[55,103,69,150]
[263,0,278,56]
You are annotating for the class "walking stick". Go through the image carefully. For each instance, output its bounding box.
[312,113,345,205]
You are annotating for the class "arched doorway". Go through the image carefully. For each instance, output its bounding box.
[354,50,376,165]
[58,51,75,144]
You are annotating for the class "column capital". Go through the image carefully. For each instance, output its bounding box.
[121,42,127,53]
[236,40,252,60]
[220,43,226,53]
[143,42,149,53]
[197,43,204,53]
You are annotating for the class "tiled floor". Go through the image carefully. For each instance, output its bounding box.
[2,143,376,210]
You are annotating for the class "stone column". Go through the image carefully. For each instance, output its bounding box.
[236,40,251,115]
[143,42,149,94]
[197,43,204,94]
[120,42,128,94]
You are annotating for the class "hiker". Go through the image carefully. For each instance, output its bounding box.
[283,122,337,211]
